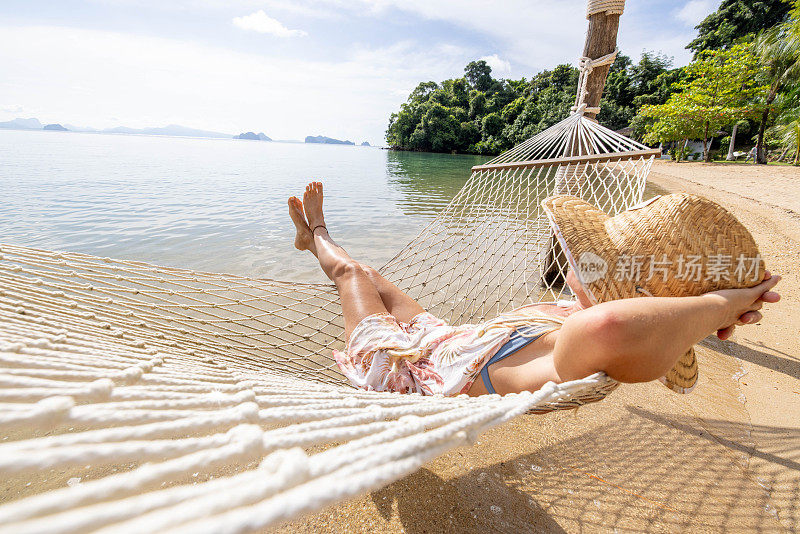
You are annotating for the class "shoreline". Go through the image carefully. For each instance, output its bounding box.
[382,146,487,157]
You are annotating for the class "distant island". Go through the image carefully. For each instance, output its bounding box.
[0,117,44,130]
[0,117,376,146]
[234,132,272,141]
[103,124,230,139]
[0,117,231,139]
[305,135,354,145]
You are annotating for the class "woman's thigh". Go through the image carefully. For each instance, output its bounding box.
[359,264,425,324]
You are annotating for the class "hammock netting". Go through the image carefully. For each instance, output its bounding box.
[0,112,657,532]
[0,2,664,528]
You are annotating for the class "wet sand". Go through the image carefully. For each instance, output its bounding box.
[276,160,800,533]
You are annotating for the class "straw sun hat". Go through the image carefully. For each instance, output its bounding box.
[542,193,764,394]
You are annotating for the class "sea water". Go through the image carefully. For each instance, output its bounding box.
[0,129,664,283]
[0,129,483,282]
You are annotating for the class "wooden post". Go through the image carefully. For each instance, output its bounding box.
[542,8,622,288]
[580,11,622,122]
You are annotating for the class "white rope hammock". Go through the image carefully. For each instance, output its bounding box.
[0,3,658,532]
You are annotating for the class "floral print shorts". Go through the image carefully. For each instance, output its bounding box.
[333,312,513,396]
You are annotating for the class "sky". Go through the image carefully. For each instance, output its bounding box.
[0,0,718,145]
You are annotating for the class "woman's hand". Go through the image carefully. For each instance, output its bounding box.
[703,271,781,340]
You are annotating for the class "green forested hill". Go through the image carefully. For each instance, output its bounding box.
[385,54,677,155]
[385,0,792,157]
[688,0,792,54]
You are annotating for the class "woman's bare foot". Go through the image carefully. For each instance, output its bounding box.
[303,181,326,231]
[288,196,315,253]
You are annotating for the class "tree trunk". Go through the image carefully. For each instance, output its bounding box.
[776,145,788,162]
[703,120,710,162]
[756,107,770,164]
[726,123,738,161]
[795,136,799,165]
[580,12,621,122]
[756,91,777,165]
[543,9,622,288]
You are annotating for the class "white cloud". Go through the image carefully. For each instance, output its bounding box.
[92,0,706,71]
[89,0,702,72]
[480,54,511,74]
[259,0,343,19]
[221,0,584,73]
[364,0,585,72]
[232,10,307,37]
[676,0,715,27]
[0,26,467,143]
[302,0,702,70]
[1,2,712,141]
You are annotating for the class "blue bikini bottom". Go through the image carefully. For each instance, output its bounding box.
[480,326,549,394]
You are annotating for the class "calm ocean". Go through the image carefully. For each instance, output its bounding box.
[1,130,666,283]
[0,129,484,282]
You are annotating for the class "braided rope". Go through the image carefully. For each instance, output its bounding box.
[572,48,619,115]
[587,0,626,18]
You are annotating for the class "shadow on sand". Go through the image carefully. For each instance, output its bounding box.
[370,406,799,533]
[701,335,800,380]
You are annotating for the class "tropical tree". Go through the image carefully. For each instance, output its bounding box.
[599,52,675,130]
[791,0,800,39]
[753,17,800,163]
[688,0,791,55]
[725,119,751,160]
[639,43,765,161]
[629,52,675,96]
[772,110,800,163]
[641,98,707,144]
[386,52,689,155]
[464,60,493,92]
[766,91,800,163]
[633,68,687,108]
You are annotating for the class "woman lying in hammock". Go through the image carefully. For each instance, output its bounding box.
[288,182,781,397]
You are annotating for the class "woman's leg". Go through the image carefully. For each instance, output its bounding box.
[553,275,781,384]
[356,264,425,324]
[288,183,386,340]
[288,183,424,326]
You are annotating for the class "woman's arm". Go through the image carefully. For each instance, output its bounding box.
[553,274,782,384]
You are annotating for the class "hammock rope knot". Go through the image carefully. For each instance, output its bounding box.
[572,47,620,115]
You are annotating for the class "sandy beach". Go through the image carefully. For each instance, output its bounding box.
[278,160,800,533]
